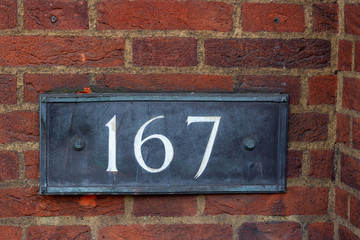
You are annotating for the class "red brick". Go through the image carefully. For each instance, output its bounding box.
[98,224,232,240]
[97,0,232,32]
[339,225,360,240]
[350,195,360,229]
[24,150,39,179]
[345,4,360,36]
[0,151,18,181]
[237,75,301,105]
[313,3,338,33]
[27,225,91,240]
[338,40,352,71]
[0,0,16,29]
[0,111,38,144]
[341,154,360,191]
[0,75,17,104]
[336,113,350,146]
[96,74,232,92]
[0,36,124,67]
[309,150,334,179]
[242,3,304,32]
[24,0,88,30]
[343,78,360,112]
[287,150,302,178]
[356,42,360,72]
[0,188,124,218]
[205,38,331,69]
[308,75,337,105]
[308,222,334,240]
[0,226,21,240]
[24,74,90,103]
[133,195,197,217]
[288,113,329,142]
[133,38,197,67]
[353,118,360,150]
[238,222,302,240]
[205,186,329,216]
[335,187,348,219]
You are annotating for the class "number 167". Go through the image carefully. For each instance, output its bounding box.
[105,115,221,179]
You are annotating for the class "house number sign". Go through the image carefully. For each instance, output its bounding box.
[39,93,288,195]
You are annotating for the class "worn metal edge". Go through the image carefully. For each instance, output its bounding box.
[42,185,284,195]
[39,93,289,103]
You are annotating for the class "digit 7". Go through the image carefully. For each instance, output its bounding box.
[186,116,221,179]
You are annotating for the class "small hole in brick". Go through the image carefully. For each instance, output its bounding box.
[51,15,58,24]
[274,17,280,24]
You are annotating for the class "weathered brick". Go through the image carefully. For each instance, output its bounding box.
[336,113,350,146]
[339,225,360,240]
[24,150,39,179]
[335,187,348,219]
[338,40,352,71]
[96,74,233,92]
[0,151,18,181]
[313,3,338,33]
[133,195,197,217]
[0,36,124,67]
[288,113,329,142]
[353,118,360,150]
[343,78,360,111]
[133,38,197,67]
[0,188,124,218]
[205,38,331,69]
[238,222,302,240]
[97,0,232,32]
[341,154,360,191]
[0,0,17,29]
[237,75,301,105]
[308,222,334,240]
[0,111,39,144]
[308,75,337,105]
[24,0,88,30]
[98,224,233,240]
[350,195,360,229]
[27,225,91,240]
[205,187,328,216]
[287,150,302,178]
[0,226,21,240]
[242,3,304,32]
[309,150,334,179]
[24,74,90,103]
[356,42,360,72]
[0,75,17,104]
[345,4,360,36]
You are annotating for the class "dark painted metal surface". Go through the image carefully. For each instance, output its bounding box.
[39,93,288,195]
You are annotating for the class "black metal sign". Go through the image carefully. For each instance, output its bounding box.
[39,93,288,195]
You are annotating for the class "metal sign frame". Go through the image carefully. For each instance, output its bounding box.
[39,93,288,195]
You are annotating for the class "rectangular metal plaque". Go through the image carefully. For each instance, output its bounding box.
[40,93,288,195]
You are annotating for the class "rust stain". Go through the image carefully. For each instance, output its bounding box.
[77,87,92,94]
[79,195,97,207]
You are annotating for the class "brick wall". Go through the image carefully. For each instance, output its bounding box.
[0,0,359,239]
[335,2,360,240]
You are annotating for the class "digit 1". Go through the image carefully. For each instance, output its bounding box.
[105,115,118,172]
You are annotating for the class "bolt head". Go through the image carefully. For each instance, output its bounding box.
[243,137,256,151]
[71,135,85,151]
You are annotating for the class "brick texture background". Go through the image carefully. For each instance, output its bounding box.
[0,0,359,239]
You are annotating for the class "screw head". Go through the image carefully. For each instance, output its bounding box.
[274,17,280,24]
[71,135,85,151]
[51,15,58,23]
[243,137,256,151]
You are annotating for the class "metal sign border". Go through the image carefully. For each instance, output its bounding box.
[39,93,288,195]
